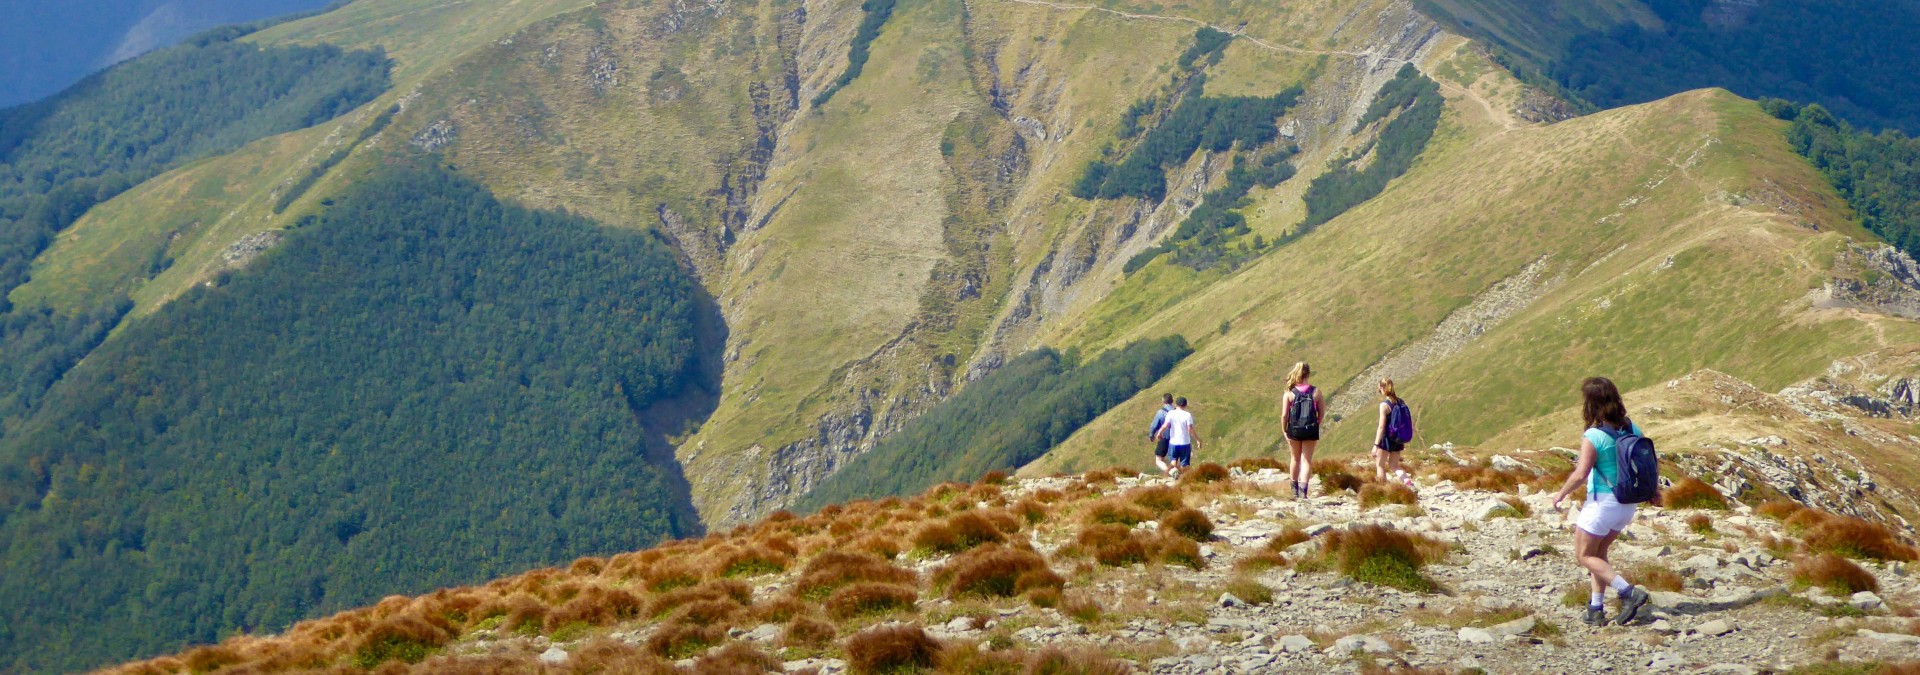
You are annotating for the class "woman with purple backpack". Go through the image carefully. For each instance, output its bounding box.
[1371,378,1415,487]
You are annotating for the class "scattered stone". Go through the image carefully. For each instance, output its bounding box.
[1470,499,1509,521]
[1304,523,1333,536]
[1332,634,1393,654]
[1491,455,1525,471]
[1695,619,1736,637]
[747,623,782,641]
[1489,615,1536,637]
[1650,619,1675,633]
[1850,591,1884,611]
[1647,652,1688,671]
[1458,627,1495,644]
[1589,657,1613,671]
[1648,587,1781,614]
[538,647,568,665]
[1698,665,1758,675]
[1858,629,1920,645]
[944,617,977,632]
[1218,592,1245,608]
[1279,634,1316,653]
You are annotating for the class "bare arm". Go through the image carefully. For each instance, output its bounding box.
[1314,389,1326,423]
[1376,401,1390,446]
[1552,437,1598,509]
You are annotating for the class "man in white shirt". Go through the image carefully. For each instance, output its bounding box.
[1153,396,1200,477]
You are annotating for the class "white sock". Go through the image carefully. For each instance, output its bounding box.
[1610,576,1632,594]
[1589,591,1604,607]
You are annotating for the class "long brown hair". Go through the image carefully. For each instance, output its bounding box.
[1379,378,1401,403]
[1287,362,1312,387]
[1581,377,1629,431]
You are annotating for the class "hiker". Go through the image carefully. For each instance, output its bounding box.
[1282,362,1323,498]
[1372,378,1415,487]
[1149,393,1176,474]
[1153,396,1199,478]
[1551,376,1663,627]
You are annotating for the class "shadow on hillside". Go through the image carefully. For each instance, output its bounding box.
[627,280,725,540]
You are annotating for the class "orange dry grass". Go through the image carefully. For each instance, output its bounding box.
[646,579,751,619]
[1229,457,1286,472]
[1160,507,1215,541]
[646,622,724,659]
[1664,477,1730,510]
[846,624,942,675]
[795,550,917,600]
[824,582,918,620]
[912,511,1009,554]
[1430,464,1539,493]
[1320,467,1363,494]
[1793,552,1881,595]
[1127,485,1185,513]
[1266,527,1311,552]
[1358,481,1418,509]
[1771,503,1918,561]
[542,585,645,631]
[693,642,784,675]
[936,545,1065,599]
[782,616,837,649]
[1083,498,1153,526]
[1178,462,1230,485]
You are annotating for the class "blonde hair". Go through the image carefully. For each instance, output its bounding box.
[1379,378,1400,403]
[1287,362,1312,387]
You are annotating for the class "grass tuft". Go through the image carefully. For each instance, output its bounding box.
[1793,553,1881,596]
[1179,462,1231,485]
[1320,467,1364,494]
[938,545,1065,600]
[846,624,942,675]
[1160,507,1215,541]
[912,511,1007,555]
[646,622,724,659]
[1665,477,1730,510]
[825,583,919,620]
[1359,482,1418,510]
[1318,525,1447,593]
[1223,577,1274,605]
[782,617,836,649]
[1687,513,1716,535]
[1129,485,1185,513]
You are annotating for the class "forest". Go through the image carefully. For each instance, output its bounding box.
[1294,65,1442,237]
[1765,100,1920,260]
[794,336,1192,512]
[1073,81,1302,203]
[0,163,707,672]
[0,26,390,436]
[1126,147,1298,273]
[1422,0,1920,133]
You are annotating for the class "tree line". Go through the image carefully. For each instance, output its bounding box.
[795,336,1192,512]
[1764,100,1920,260]
[1294,64,1442,239]
[0,163,706,672]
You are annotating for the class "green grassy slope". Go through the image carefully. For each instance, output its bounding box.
[1027,86,1917,474]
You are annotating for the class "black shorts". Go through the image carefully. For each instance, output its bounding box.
[1288,429,1320,442]
[1154,436,1171,457]
[1376,437,1405,452]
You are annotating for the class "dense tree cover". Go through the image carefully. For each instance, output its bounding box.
[1295,65,1441,236]
[1126,147,1298,273]
[0,27,387,466]
[1421,0,1920,133]
[794,336,1192,511]
[811,0,899,107]
[1073,80,1303,202]
[0,163,707,672]
[1764,100,1920,259]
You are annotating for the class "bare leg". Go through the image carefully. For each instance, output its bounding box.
[1574,526,1623,591]
[1372,447,1386,481]
[1299,440,1317,490]
[1287,439,1306,491]
[1387,451,1404,480]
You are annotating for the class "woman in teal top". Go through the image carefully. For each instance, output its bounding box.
[1552,377,1662,627]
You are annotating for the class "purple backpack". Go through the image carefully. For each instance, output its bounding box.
[1387,400,1414,444]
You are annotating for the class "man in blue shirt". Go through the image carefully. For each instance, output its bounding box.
[1149,393,1175,473]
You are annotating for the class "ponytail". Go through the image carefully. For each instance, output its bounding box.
[1287,362,1312,387]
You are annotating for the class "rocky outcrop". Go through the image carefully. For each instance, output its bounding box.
[1812,243,1920,319]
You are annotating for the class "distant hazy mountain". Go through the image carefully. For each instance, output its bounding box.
[0,0,335,108]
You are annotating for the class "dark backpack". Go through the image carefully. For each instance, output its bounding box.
[1286,386,1319,438]
[1386,400,1414,444]
[1597,422,1660,504]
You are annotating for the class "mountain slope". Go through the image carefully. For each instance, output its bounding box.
[0,163,709,672]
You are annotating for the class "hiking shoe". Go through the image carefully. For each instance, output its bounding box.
[1583,606,1608,627]
[1613,586,1650,625]
[1168,467,1181,479]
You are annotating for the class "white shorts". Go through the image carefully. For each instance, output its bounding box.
[1576,493,1637,536]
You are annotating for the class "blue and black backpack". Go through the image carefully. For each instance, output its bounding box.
[1386,400,1414,444]
[1597,422,1660,504]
